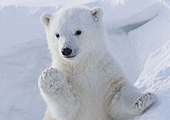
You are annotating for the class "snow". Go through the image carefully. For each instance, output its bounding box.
[134,41,170,120]
[0,0,97,7]
[0,0,170,120]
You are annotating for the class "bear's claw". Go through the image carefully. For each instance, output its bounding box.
[135,92,157,114]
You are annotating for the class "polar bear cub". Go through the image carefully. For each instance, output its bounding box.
[38,6,157,120]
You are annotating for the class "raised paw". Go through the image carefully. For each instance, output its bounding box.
[134,92,157,114]
[38,67,65,94]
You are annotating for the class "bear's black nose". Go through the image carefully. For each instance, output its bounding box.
[62,48,72,56]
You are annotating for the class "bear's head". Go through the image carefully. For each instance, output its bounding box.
[41,6,104,64]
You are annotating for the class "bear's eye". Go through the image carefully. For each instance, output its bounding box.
[75,30,82,36]
[56,33,60,38]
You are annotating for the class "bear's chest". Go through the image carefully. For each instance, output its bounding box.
[68,67,110,96]
[57,63,116,120]
[65,69,111,118]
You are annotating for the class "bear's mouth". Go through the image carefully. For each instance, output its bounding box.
[64,55,76,58]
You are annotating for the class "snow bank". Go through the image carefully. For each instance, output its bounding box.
[105,1,170,82]
[0,6,54,120]
[135,40,170,120]
[0,0,170,120]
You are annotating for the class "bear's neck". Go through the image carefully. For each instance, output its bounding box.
[52,42,112,77]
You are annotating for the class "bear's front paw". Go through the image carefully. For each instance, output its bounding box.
[134,92,157,114]
[38,67,65,95]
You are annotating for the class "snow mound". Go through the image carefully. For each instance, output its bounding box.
[0,6,54,120]
[106,1,170,83]
[135,40,170,120]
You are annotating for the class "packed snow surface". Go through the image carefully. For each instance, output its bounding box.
[0,0,170,120]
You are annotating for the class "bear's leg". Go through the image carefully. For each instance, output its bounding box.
[43,108,56,120]
[38,67,77,119]
[110,84,157,120]
[111,84,157,117]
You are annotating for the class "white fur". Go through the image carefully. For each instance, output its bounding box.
[38,6,157,120]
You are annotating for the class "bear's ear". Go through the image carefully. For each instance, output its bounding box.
[90,7,103,21]
[41,13,51,27]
